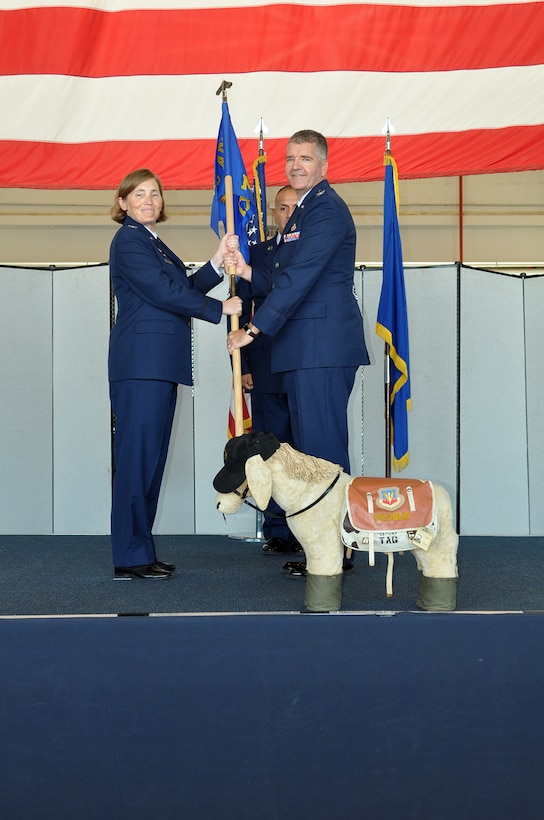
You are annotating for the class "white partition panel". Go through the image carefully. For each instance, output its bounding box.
[4,263,544,537]
[361,267,459,507]
[459,268,528,534]
[347,364,365,477]
[193,276,257,536]
[358,268,387,474]
[53,266,112,533]
[0,267,53,533]
[524,276,544,534]
[346,270,366,475]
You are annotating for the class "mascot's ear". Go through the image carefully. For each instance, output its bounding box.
[246,454,272,511]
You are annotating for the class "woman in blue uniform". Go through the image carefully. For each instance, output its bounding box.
[109,168,241,579]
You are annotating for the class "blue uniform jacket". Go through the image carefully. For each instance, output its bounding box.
[109,216,224,385]
[250,181,369,373]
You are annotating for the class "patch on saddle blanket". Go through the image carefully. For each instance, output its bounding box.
[341,478,437,557]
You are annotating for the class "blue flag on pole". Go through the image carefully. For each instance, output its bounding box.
[376,155,411,471]
[210,101,258,262]
[253,153,267,241]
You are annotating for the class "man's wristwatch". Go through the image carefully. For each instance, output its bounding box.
[243,323,259,339]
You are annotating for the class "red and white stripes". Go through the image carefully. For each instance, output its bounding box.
[2,1,543,188]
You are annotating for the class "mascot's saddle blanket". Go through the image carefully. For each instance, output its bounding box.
[341,478,437,565]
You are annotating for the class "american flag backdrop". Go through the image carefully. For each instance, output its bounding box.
[1,0,544,190]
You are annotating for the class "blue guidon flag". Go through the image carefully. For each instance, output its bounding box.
[252,151,267,242]
[210,100,258,262]
[376,155,411,472]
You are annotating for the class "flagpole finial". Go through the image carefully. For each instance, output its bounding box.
[216,80,233,101]
[253,118,269,137]
[254,118,269,154]
[381,117,396,154]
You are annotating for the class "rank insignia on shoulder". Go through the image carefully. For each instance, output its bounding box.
[316,189,325,197]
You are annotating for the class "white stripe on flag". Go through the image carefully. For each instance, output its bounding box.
[3,65,543,143]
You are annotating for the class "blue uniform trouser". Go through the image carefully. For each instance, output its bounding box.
[283,366,357,564]
[110,379,177,567]
[282,366,357,474]
[251,390,292,541]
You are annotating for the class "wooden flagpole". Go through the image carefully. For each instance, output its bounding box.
[217,80,244,436]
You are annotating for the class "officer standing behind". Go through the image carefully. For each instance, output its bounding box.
[226,130,370,574]
[109,168,241,579]
[238,186,301,555]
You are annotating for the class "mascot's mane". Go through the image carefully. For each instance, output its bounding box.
[275,443,343,484]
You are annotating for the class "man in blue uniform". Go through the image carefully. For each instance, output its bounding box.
[238,186,300,554]
[227,130,370,575]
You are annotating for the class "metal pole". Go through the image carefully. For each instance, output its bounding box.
[384,344,391,478]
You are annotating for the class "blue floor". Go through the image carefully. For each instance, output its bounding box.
[1,613,543,820]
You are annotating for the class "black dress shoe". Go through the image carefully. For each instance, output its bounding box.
[114,564,171,580]
[284,559,353,577]
[262,537,288,555]
[155,560,176,572]
[288,538,304,554]
[283,559,306,572]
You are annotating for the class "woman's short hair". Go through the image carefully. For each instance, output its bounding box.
[110,168,169,224]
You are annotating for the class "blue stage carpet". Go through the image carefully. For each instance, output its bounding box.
[1,613,542,820]
[0,534,543,615]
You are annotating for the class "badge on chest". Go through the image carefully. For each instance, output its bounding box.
[283,229,300,243]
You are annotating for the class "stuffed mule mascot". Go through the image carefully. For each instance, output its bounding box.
[214,432,458,613]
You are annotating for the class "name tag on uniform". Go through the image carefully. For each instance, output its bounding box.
[284,230,300,243]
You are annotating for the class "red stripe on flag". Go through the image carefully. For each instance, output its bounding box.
[228,389,252,440]
[1,4,543,77]
[1,125,544,190]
